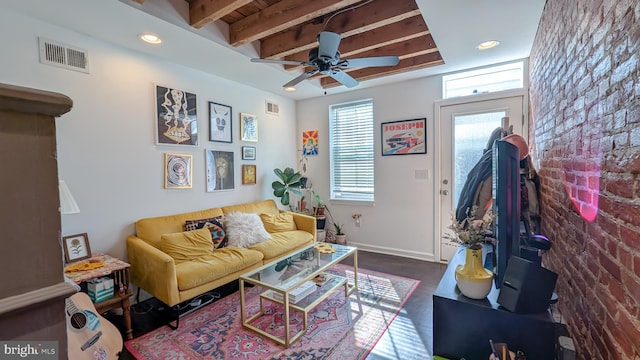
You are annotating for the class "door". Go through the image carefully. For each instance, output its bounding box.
[437,92,525,262]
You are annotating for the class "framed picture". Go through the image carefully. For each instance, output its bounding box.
[240,112,258,142]
[242,164,257,185]
[155,85,198,146]
[164,153,193,189]
[302,130,319,156]
[206,149,235,192]
[62,233,92,263]
[381,118,427,156]
[242,146,256,160]
[209,102,232,143]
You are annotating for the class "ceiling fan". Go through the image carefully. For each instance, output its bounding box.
[251,31,400,88]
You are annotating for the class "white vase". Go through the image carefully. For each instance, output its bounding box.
[335,234,346,245]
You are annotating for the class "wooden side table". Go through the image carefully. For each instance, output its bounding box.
[64,255,134,340]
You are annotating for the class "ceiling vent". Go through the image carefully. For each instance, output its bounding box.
[38,37,89,73]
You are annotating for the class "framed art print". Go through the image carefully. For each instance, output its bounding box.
[302,130,319,156]
[242,146,256,160]
[381,118,427,156]
[242,164,257,185]
[164,153,193,189]
[209,102,232,143]
[62,233,92,263]
[240,112,258,142]
[155,85,198,146]
[206,149,235,192]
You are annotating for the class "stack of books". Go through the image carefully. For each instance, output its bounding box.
[272,281,316,304]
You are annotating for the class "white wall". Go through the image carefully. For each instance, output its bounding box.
[298,78,443,261]
[0,9,298,260]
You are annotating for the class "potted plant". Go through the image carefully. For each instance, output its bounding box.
[271,167,303,209]
[322,204,346,244]
[313,194,326,217]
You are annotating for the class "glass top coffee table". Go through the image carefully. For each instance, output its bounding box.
[239,242,358,347]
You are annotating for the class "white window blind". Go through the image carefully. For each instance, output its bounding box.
[329,99,374,202]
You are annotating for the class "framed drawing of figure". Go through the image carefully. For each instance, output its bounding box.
[209,102,232,143]
[155,85,198,146]
[206,149,235,192]
[242,164,256,184]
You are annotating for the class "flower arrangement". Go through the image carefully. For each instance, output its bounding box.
[445,206,496,250]
[352,213,361,220]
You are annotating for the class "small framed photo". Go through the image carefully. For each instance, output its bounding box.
[62,233,92,263]
[209,102,232,143]
[242,164,257,185]
[381,118,427,156]
[240,112,258,142]
[164,153,193,189]
[242,146,256,160]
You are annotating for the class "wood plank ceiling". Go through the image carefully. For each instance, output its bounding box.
[142,0,444,88]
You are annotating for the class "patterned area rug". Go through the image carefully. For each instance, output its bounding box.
[125,264,419,360]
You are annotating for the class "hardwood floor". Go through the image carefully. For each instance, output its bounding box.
[110,250,447,359]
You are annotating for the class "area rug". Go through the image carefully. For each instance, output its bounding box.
[125,264,420,360]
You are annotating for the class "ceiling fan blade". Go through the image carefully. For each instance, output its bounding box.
[251,58,306,66]
[329,70,358,88]
[283,69,319,88]
[340,56,400,68]
[318,31,341,60]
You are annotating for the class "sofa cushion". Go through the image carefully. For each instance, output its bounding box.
[185,217,227,249]
[174,247,263,291]
[224,212,271,248]
[260,212,297,233]
[249,230,314,261]
[136,208,224,248]
[221,199,279,215]
[160,228,213,263]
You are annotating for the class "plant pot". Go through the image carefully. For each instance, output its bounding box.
[299,176,308,188]
[316,217,326,229]
[335,234,346,245]
[314,206,325,216]
[454,248,493,299]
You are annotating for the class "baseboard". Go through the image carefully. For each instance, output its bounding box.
[347,241,436,262]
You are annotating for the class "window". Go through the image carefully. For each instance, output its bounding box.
[442,61,524,99]
[329,99,374,202]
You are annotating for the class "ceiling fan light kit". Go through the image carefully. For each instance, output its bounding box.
[251,31,400,89]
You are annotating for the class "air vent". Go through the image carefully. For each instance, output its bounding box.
[265,100,280,116]
[38,37,89,73]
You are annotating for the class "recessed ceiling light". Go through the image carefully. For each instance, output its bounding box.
[140,33,162,44]
[477,40,499,50]
[284,86,296,92]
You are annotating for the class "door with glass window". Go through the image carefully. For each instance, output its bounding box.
[438,94,525,262]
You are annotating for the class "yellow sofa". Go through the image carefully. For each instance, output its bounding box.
[126,199,316,308]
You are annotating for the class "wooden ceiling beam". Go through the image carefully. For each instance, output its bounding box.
[284,16,433,71]
[188,0,254,28]
[228,0,363,47]
[259,0,420,59]
[320,52,444,88]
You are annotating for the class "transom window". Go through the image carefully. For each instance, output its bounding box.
[443,61,524,99]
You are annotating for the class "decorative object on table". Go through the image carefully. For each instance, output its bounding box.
[87,277,115,302]
[380,118,426,156]
[240,112,258,142]
[155,85,198,146]
[62,233,92,263]
[271,167,303,208]
[242,164,256,185]
[445,206,496,299]
[314,242,336,254]
[209,102,232,143]
[241,146,256,160]
[302,130,319,156]
[164,153,193,189]
[125,264,419,360]
[205,149,235,192]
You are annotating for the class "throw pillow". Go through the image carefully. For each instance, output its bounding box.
[185,217,227,249]
[260,212,297,233]
[224,212,271,248]
[160,228,213,263]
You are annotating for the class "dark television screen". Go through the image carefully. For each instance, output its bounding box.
[492,139,521,288]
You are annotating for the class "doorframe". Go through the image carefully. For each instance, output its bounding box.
[432,89,529,263]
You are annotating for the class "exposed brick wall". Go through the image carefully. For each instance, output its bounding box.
[529,0,640,359]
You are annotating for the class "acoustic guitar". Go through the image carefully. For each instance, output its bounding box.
[66,292,123,360]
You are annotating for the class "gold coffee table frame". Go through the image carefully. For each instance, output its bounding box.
[239,243,358,347]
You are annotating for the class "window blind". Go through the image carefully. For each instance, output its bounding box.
[329,99,374,201]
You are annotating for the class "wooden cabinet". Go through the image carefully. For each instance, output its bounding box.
[0,83,76,358]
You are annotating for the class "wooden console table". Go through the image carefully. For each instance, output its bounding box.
[432,247,557,359]
[64,255,133,340]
